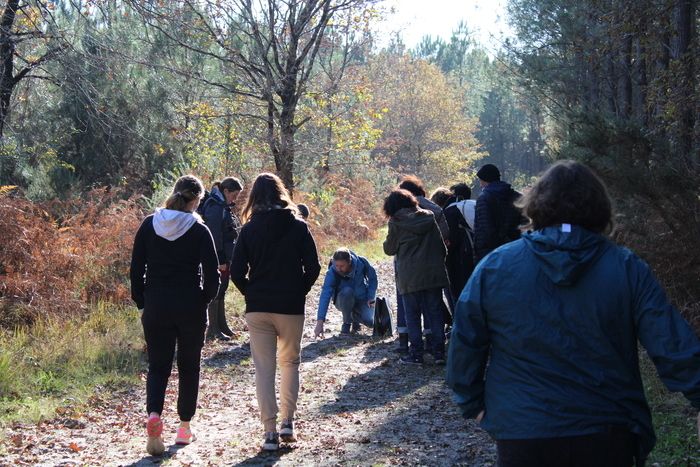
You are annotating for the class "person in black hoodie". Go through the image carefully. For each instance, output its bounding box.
[130,175,220,456]
[473,164,524,263]
[202,177,243,341]
[230,173,321,452]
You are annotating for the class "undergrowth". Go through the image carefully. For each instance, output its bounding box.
[0,302,143,425]
[641,351,700,464]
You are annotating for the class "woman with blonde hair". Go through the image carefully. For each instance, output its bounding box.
[230,173,321,451]
[130,174,220,456]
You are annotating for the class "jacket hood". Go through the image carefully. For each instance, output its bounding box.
[152,208,198,241]
[210,186,226,204]
[331,251,360,278]
[391,207,436,235]
[522,225,609,286]
[250,208,297,242]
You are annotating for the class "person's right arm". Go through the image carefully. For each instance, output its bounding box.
[446,266,490,419]
[129,218,148,310]
[383,220,399,256]
[200,225,221,302]
[317,270,337,321]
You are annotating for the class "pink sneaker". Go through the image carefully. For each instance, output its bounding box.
[175,426,196,445]
[146,414,165,456]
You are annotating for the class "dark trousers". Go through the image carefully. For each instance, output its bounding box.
[141,299,207,422]
[402,288,445,358]
[496,428,642,467]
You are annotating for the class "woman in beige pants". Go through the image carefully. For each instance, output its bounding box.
[230,173,321,451]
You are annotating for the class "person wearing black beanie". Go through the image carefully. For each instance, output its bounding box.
[476,164,501,184]
[473,164,524,262]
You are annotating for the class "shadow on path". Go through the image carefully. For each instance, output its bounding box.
[231,446,294,466]
[202,342,251,368]
[320,358,436,414]
[301,334,367,364]
[123,443,187,466]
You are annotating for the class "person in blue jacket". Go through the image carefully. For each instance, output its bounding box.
[314,248,378,337]
[446,160,700,466]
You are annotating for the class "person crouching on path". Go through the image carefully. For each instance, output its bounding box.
[130,174,220,456]
[383,189,449,365]
[230,173,321,451]
[314,248,378,337]
[447,160,700,466]
[202,177,243,341]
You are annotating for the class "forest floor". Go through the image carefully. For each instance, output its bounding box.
[0,259,497,466]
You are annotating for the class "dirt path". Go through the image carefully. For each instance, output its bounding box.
[0,260,496,466]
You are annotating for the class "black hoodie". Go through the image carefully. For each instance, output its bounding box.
[230,208,321,314]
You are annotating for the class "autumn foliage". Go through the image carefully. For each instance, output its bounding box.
[0,187,142,327]
[0,176,386,328]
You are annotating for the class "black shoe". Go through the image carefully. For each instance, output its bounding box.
[399,353,423,365]
[262,432,279,451]
[434,354,446,365]
[340,323,351,335]
[351,323,361,333]
[280,419,296,442]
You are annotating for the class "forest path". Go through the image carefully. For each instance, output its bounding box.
[0,260,496,466]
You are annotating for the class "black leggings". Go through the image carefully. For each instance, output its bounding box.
[496,427,643,467]
[141,301,206,421]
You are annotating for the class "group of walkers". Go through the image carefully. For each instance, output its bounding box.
[130,161,700,466]
[383,165,523,365]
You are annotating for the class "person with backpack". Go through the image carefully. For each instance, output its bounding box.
[230,173,321,451]
[473,164,524,264]
[201,177,243,341]
[130,175,220,455]
[443,183,476,302]
[314,247,378,337]
[383,189,449,365]
[446,161,700,466]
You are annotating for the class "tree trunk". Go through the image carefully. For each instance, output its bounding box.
[671,0,695,161]
[0,0,20,139]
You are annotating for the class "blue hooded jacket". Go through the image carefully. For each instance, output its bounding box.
[446,225,700,457]
[316,251,378,321]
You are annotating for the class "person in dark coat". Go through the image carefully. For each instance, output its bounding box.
[202,177,243,341]
[230,173,321,452]
[473,164,523,263]
[443,182,476,302]
[397,176,451,352]
[447,161,700,466]
[383,189,449,365]
[130,175,220,455]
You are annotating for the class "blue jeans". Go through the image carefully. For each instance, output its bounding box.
[402,288,445,358]
[397,290,432,335]
[335,287,374,330]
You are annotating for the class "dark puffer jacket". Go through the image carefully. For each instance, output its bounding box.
[473,181,522,263]
[383,207,449,295]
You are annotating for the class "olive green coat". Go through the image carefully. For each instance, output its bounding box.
[383,207,449,295]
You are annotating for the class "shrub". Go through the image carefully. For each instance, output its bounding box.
[0,187,143,327]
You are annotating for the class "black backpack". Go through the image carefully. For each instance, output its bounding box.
[492,189,523,245]
[372,297,393,337]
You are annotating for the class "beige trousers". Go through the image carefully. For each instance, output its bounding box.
[245,312,304,432]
